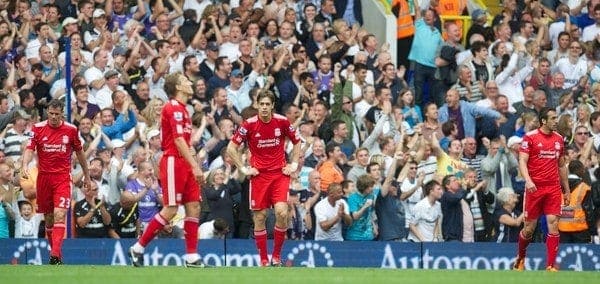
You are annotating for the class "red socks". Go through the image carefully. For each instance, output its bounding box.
[546,233,560,268]
[51,223,65,258]
[272,226,287,261]
[139,214,168,247]
[183,217,199,254]
[517,231,532,259]
[255,230,268,265]
[45,225,53,247]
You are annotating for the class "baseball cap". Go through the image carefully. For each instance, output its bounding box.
[104,69,119,79]
[207,41,219,51]
[471,9,487,21]
[93,9,106,18]
[111,139,126,148]
[507,136,523,148]
[230,69,243,77]
[62,17,78,26]
[146,129,160,140]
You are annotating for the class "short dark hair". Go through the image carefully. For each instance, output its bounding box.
[441,120,457,136]
[183,55,196,72]
[73,85,88,95]
[590,111,600,125]
[256,90,276,104]
[366,161,380,173]
[354,63,368,73]
[423,180,440,196]
[331,120,346,132]
[325,143,338,158]
[470,41,488,56]
[215,56,229,71]
[213,217,229,234]
[538,107,555,125]
[442,174,455,189]
[47,99,64,111]
[299,72,313,83]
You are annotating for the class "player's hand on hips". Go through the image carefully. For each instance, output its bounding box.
[20,166,29,179]
[192,166,204,183]
[241,166,258,176]
[563,191,570,205]
[282,162,298,176]
[525,180,537,193]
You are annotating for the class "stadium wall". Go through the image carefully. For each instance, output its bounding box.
[362,0,397,66]
[2,239,599,271]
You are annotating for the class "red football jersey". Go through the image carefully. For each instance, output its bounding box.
[231,114,301,171]
[161,99,193,157]
[519,129,564,187]
[26,121,82,175]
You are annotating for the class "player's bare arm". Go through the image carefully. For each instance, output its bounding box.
[20,148,34,179]
[518,151,536,192]
[75,149,91,190]
[174,137,202,181]
[282,142,301,176]
[226,141,258,176]
[558,155,570,205]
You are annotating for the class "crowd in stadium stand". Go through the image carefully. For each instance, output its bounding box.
[0,0,600,244]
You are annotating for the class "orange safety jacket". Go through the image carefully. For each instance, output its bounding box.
[393,0,415,39]
[558,181,590,232]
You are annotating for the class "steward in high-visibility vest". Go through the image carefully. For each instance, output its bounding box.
[558,174,591,242]
[393,0,415,39]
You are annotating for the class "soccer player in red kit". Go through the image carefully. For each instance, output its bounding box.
[129,73,206,267]
[21,99,91,265]
[227,90,301,266]
[515,107,570,271]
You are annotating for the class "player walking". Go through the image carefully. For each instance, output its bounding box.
[21,99,91,265]
[129,73,206,267]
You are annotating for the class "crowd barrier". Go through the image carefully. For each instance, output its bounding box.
[1,239,599,271]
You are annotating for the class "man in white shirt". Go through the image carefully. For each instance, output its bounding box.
[407,180,443,242]
[582,4,600,42]
[198,218,229,239]
[314,183,352,241]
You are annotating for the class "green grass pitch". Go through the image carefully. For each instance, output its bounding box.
[1,266,597,284]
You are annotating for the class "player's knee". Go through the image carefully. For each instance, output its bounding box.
[253,211,267,224]
[275,208,288,222]
[521,227,534,238]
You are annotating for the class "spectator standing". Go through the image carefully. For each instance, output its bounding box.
[346,174,377,241]
[408,180,443,242]
[314,183,352,241]
[441,174,470,242]
[408,3,443,106]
